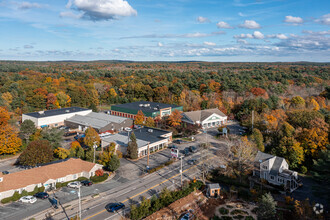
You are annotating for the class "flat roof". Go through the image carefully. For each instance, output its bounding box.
[111,101,181,113]
[23,107,90,118]
[102,126,171,148]
[65,112,130,129]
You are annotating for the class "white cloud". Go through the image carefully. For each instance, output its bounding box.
[302,30,330,35]
[315,14,330,25]
[59,11,82,19]
[197,16,210,23]
[239,20,260,29]
[238,12,244,17]
[284,15,303,24]
[216,21,232,29]
[24,45,34,49]
[253,31,264,39]
[157,42,163,47]
[120,31,225,39]
[67,0,137,21]
[267,34,288,40]
[237,39,248,44]
[204,41,216,46]
[17,1,44,10]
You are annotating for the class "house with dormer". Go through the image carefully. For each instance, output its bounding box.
[253,151,302,192]
[181,108,227,129]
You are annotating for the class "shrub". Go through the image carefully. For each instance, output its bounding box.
[95,169,104,177]
[300,166,307,174]
[233,215,244,219]
[91,173,109,183]
[56,182,62,189]
[38,186,45,193]
[1,197,12,204]
[245,216,254,220]
[77,177,88,181]
[219,207,229,215]
[28,186,39,196]
[12,191,21,201]
[231,209,248,215]
[21,190,28,197]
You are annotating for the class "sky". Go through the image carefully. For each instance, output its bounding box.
[0,0,329,62]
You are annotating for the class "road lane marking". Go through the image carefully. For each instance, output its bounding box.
[84,155,216,220]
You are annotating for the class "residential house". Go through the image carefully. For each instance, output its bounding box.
[253,151,301,192]
[0,158,102,200]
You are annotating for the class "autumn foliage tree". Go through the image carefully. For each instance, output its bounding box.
[167,109,182,127]
[84,127,100,148]
[18,140,54,166]
[134,110,145,125]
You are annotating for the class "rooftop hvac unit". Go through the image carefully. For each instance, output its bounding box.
[139,104,143,107]
[38,111,44,115]
[154,108,158,110]
[144,104,148,107]
[148,129,153,133]
[65,110,70,113]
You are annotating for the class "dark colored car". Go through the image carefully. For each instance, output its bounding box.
[49,197,58,209]
[34,192,49,199]
[187,159,197,165]
[2,171,9,175]
[168,144,178,150]
[173,139,184,144]
[189,146,197,153]
[105,202,125,212]
[183,147,191,156]
[64,132,76,137]
[81,180,93,186]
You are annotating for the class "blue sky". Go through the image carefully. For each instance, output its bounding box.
[0,0,329,61]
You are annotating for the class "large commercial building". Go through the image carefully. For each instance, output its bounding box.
[64,112,133,133]
[0,158,102,200]
[22,107,92,128]
[181,108,227,129]
[111,101,183,119]
[101,126,172,159]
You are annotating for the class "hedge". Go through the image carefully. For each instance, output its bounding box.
[130,180,203,220]
[148,159,174,174]
[90,173,109,183]
[1,186,44,204]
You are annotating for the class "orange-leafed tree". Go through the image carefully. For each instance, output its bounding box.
[0,125,22,155]
[84,127,100,148]
[134,110,145,125]
[168,109,182,127]
[0,107,10,126]
[251,87,266,96]
[46,93,57,110]
[95,169,104,176]
[145,117,155,127]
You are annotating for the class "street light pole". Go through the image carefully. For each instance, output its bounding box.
[180,156,183,186]
[78,186,81,220]
[93,142,97,163]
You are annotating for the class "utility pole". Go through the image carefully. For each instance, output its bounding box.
[251,110,254,131]
[180,156,183,186]
[78,185,82,220]
[93,142,97,163]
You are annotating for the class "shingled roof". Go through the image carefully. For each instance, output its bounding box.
[0,158,98,193]
[182,108,227,123]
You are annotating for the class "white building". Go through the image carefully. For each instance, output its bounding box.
[181,108,227,129]
[101,127,172,159]
[22,107,92,128]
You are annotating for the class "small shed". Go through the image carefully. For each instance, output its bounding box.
[207,183,220,197]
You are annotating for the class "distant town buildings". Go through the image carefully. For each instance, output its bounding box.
[111,101,183,119]
[0,158,102,200]
[64,112,133,133]
[22,107,92,128]
[253,151,301,192]
[181,108,227,129]
[101,126,172,158]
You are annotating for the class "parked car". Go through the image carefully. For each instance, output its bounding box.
[2,171,9,175]
[81,180,93,186]
[64,132,76,137]
[34,192,49,199]
[105,202,125,212]
[187,159,197,165]
[173,139,184,144]
[180,212,194,220]
[67,181,81,188]
[183,147,191,156]
[189,146,197,153]
[20,196,37,204]
[168,144,178,150]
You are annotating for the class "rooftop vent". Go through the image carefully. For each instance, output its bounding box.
[139,104,143,107]
[65,110,70,113]
[38,111,44,115]
[154,108,158,110]
[144,104,148,107]
[148,129,153,133]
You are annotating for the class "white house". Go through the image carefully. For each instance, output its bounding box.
[181,108,227,129]
[253,151,302,192]
[22,107,92,128]
[0,158,102,200]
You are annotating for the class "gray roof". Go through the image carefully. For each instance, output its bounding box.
[254,151,274,163]
[208,183,220,189]
[24,107,90,118]
[65,112,129,129]
[270,157,285,176]
[102,126,171,148]
[112,101,181,113]
[182,108,227,123]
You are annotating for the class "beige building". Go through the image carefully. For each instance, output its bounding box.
[0,158,102,200]
[181,108,227,129]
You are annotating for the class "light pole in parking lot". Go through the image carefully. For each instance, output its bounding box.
[78,185,82,220]
[93,142,97,163]
[180,155,184,186]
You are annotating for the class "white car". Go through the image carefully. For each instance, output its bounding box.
[67,181,81,188]
[20,196,37,204]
